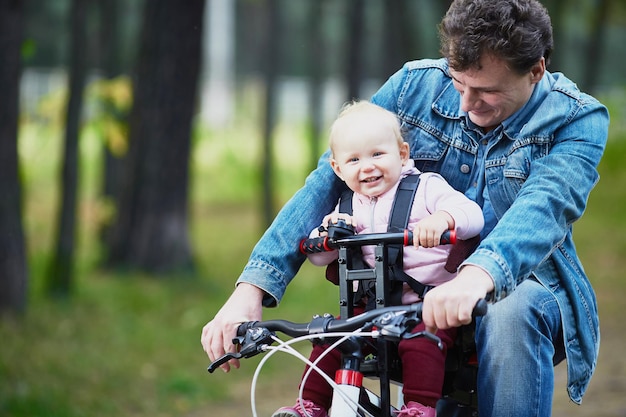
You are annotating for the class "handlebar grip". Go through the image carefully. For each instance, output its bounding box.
[472,298,488,318]
[406,229,456,245]
[236,321,259,336]
[299,236,332,254]
[440,229,456,245]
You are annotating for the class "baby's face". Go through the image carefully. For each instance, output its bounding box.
[330,118,409,198]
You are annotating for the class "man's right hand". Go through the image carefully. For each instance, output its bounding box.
[421,265,494,334]
[201,283,264,372]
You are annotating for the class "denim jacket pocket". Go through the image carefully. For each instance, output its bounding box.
[402,121,449,160]
[496,136,551,207]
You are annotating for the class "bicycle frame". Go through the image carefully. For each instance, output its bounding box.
[332,234,443,417]
[208,227,485,417]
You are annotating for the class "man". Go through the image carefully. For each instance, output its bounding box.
[202,1,609,415]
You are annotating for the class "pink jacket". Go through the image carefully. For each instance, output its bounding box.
[308,161,484,303]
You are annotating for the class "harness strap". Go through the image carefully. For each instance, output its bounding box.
[338,174,433,306]
[388,175,421,233]
[387,174,421,265]
[386,175,433,303]
[338,189,353,214]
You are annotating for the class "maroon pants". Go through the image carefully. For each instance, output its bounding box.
[298,321,457,409]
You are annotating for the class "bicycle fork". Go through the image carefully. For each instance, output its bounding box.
[329,336,366,417]
[330,366,365,416]
[329,337,396,417]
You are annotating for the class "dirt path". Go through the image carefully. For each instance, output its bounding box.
[552,318,626,417]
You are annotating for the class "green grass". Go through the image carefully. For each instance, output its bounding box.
[2,92,626,417]
[0,215,339,417]
[1,275,243,416]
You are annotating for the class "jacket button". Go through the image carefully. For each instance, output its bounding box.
[460,164,470,174]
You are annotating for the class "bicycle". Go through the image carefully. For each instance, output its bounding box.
[208,222,487,417]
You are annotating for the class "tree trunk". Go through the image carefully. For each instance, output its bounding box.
[99,0,125,202]
[0,0,28,313]
[438,0,454,15]
[306,0,324,174]
[345,0,365,101]
[106,0,205,273]
[46,0,88,296]
[383,0,413,79]
[581,0,610,93]
[543,0,568,72]
[96,0,128,248]
[261,0,281,227]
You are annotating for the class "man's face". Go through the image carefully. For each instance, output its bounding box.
[449,54,545,131]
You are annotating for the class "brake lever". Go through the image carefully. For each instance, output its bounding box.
[372,309,444,350]
[207,351,242,373]
[403,331,443,350]
[207,327,276,373]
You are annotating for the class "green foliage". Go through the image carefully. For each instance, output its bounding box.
[21,38,37,61]
[85,76,133,158]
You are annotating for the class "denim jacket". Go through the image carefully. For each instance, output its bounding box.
[237,58,609,403]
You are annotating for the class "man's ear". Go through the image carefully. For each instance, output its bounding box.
[330,159,344,181]
[530,57,546,85]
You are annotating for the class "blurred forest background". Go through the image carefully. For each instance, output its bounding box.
[1,0,625,416]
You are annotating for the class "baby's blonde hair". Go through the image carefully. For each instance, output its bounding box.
[329,100,404,155]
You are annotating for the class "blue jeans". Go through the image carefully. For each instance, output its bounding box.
[476,278,564,417]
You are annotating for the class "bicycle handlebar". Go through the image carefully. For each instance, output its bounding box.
[237,298,486,338]
[207,299,487,373]
[300,229,456,254]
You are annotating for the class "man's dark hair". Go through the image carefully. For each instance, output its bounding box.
[438,0,553,74]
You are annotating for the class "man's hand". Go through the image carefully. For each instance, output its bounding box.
[421,265,494,334]
[201,283,264,372]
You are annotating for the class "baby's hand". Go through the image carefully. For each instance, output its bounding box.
[412,211,454,248]
[318,213,355,236]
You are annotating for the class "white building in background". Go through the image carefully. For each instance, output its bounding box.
[201,0,235,128]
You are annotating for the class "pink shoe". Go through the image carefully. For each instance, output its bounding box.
[395,401,436,417]
[272,399,329,417]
